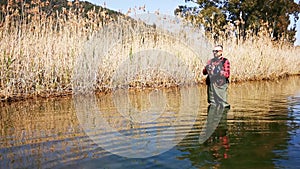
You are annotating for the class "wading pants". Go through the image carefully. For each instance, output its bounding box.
[207,82,230,108]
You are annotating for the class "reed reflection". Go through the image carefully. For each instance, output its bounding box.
[74,86,200,158]
[0,77,299,169]
[0,99,91,169]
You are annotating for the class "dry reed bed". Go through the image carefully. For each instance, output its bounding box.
[0,6,300,101]
[225,37,300,82]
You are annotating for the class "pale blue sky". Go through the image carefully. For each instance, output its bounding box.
[88,0,300,46]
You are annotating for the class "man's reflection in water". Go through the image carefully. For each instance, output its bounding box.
[208,105,230,160]
[199,105,230,160]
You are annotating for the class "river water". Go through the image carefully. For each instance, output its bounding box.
[0,76,300,169]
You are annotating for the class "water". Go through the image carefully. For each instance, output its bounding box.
[0,76,300,169]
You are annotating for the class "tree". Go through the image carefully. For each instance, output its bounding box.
[175,0,227,42]
[175,0,300,44]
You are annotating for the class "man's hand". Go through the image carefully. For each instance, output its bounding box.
[206,65,212,71]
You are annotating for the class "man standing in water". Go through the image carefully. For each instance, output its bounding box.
[203,45,230,109]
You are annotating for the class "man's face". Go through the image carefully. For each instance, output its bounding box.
[213,49,223,58]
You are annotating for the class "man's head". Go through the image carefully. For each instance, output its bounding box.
[213,45,223,58]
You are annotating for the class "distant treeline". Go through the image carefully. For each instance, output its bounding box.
[175,0,300,44]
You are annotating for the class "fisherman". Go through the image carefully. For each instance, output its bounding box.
[203,45,230,109]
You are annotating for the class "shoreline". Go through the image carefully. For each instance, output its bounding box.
[1,74,299,103]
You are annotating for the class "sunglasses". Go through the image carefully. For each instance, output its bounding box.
[213,50,222,53]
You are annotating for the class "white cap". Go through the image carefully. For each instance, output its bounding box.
[214,46,223,51]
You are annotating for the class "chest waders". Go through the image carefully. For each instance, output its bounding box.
[206,58,230,108]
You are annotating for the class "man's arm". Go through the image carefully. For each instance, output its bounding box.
[221,59,230,78]
[203,60,211,75]
[203,67,208,75]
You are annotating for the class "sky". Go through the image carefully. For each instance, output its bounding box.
[88,0,300,46]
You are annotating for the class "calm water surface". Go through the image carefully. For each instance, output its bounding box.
[1,76,300,169]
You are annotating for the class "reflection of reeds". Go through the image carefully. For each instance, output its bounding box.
[0,86,204,166]
[1,77,299,167]
[0,2,299,101]
[0,98,82,148]
[227,76,300,132]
